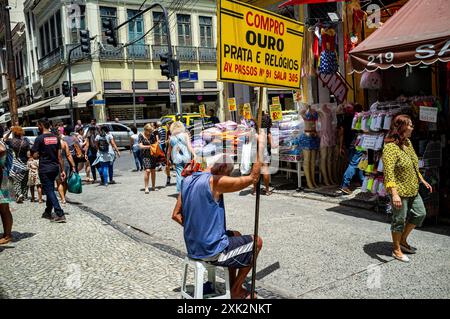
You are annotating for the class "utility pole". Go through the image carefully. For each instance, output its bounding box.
[2,0,19,125]
[132,21,136,127]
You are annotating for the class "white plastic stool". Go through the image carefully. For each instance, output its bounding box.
[181,257,231,299]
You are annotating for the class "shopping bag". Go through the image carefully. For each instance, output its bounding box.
[240,142,252,175]
[68,172,82,194]
[150,142,166,162]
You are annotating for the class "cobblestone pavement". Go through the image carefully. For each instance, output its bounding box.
[0,202,184,299]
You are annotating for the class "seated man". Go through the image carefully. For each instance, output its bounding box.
[172,153,263,299]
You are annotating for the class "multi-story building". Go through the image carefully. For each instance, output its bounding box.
[21,0,221,125]
[0,0,39,124]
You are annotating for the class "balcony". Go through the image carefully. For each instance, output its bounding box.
[151,44,172,61]
[127,44,150,60]
[198,47,216,62]
[66,44,90,61]
[175,46,198,62]
[38,46,64,73]
[100,44,125,60]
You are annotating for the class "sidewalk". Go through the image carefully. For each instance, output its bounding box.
[0,201,184,299]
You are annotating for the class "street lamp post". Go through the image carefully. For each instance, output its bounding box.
[132,21,136,127]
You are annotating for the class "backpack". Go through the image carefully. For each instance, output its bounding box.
[98,134,109,153]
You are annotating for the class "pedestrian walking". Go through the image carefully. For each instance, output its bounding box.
[75,127,92,182]
[31,118,69,223]
[382,115,432,262]
[167,121,195,193]
[172,153,263,299]
[93,126,120,186]
[56,131,76,205]
[139,123,159,193]
[0,126,14,244]
[129,126,143,172]
[74,120,83,133]
[4,126,31,203]
[85,125,99,183]
[27,152,43,203]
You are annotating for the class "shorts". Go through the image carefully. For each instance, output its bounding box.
[299,133,320,150]
[209,231,254,269]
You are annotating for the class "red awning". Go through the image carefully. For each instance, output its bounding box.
[279,0,345,8]
[349,0,450,73]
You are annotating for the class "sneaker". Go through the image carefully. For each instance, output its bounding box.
[51,215,66,223]
[339,187,352,195]
[16,195,24,204]
[109,180,116,185]
[42,211,52,219]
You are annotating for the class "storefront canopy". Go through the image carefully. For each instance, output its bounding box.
[349,0,450,73]
[18,97,57,114]
[50,92,99,111]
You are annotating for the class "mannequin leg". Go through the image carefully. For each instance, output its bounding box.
[327,146,336,185]
[310,150,318,188]
[303,150,314,189]
[320,147,331,186]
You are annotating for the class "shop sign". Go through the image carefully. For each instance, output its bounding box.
[270,104,283,121]
[272,96,280,105]
[419,106,438,123]
[228,97,237,111]
[243,103,252,119]
[292,89,302,102]
[361,135,378,150]
[318,72,348,104]
[199,104,206,117]
[217,0,304,89]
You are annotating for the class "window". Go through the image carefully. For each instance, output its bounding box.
[177,14,191,46]
[70,5,85,43]
[44,22,51,53]
[50,15,57,50]
[199,16,212,48]
[100,7,118,44]
[39,26,45,56]
[104,81,122,90]
[204,81,217,89]
[56,10,63,47]
[132,81,148,90]
[180,82,194,89]
[153,12,167,45]
[157,81,169,90]
[74,82,92,93]
[111,124,128,132]
[128,10,144,43]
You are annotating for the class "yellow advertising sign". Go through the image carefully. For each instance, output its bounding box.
[243,103,252,119]
[270,104,282,121]
[217,0,303,89]
[227,98,237,111]
[199,104,206,117]
[272,96,280,105]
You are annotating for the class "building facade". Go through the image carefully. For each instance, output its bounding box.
[21,0,221,125]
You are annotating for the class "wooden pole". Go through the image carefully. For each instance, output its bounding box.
[250,86,264,299]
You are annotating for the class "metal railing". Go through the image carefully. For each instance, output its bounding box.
[151,44,172,61]
[175,45,198,62]
[198,47,216,62]
[99,43,125,60]
[127,44,150,60]
[38,46,64,72]
[66,44,90,61]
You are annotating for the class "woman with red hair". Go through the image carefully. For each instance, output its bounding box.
[382,115,432,262]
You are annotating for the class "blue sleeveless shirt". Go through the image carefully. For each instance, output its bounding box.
[181,172,229,259]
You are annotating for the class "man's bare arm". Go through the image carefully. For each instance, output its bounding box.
[172,193,183,226]
[212,162,261,194]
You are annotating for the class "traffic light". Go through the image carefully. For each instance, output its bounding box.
[103,19,118,47]
[79,30,91,54]
[159,54,180,79]
[62,81,70,97]
[159,53,171,79]
[72,86,78,97]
